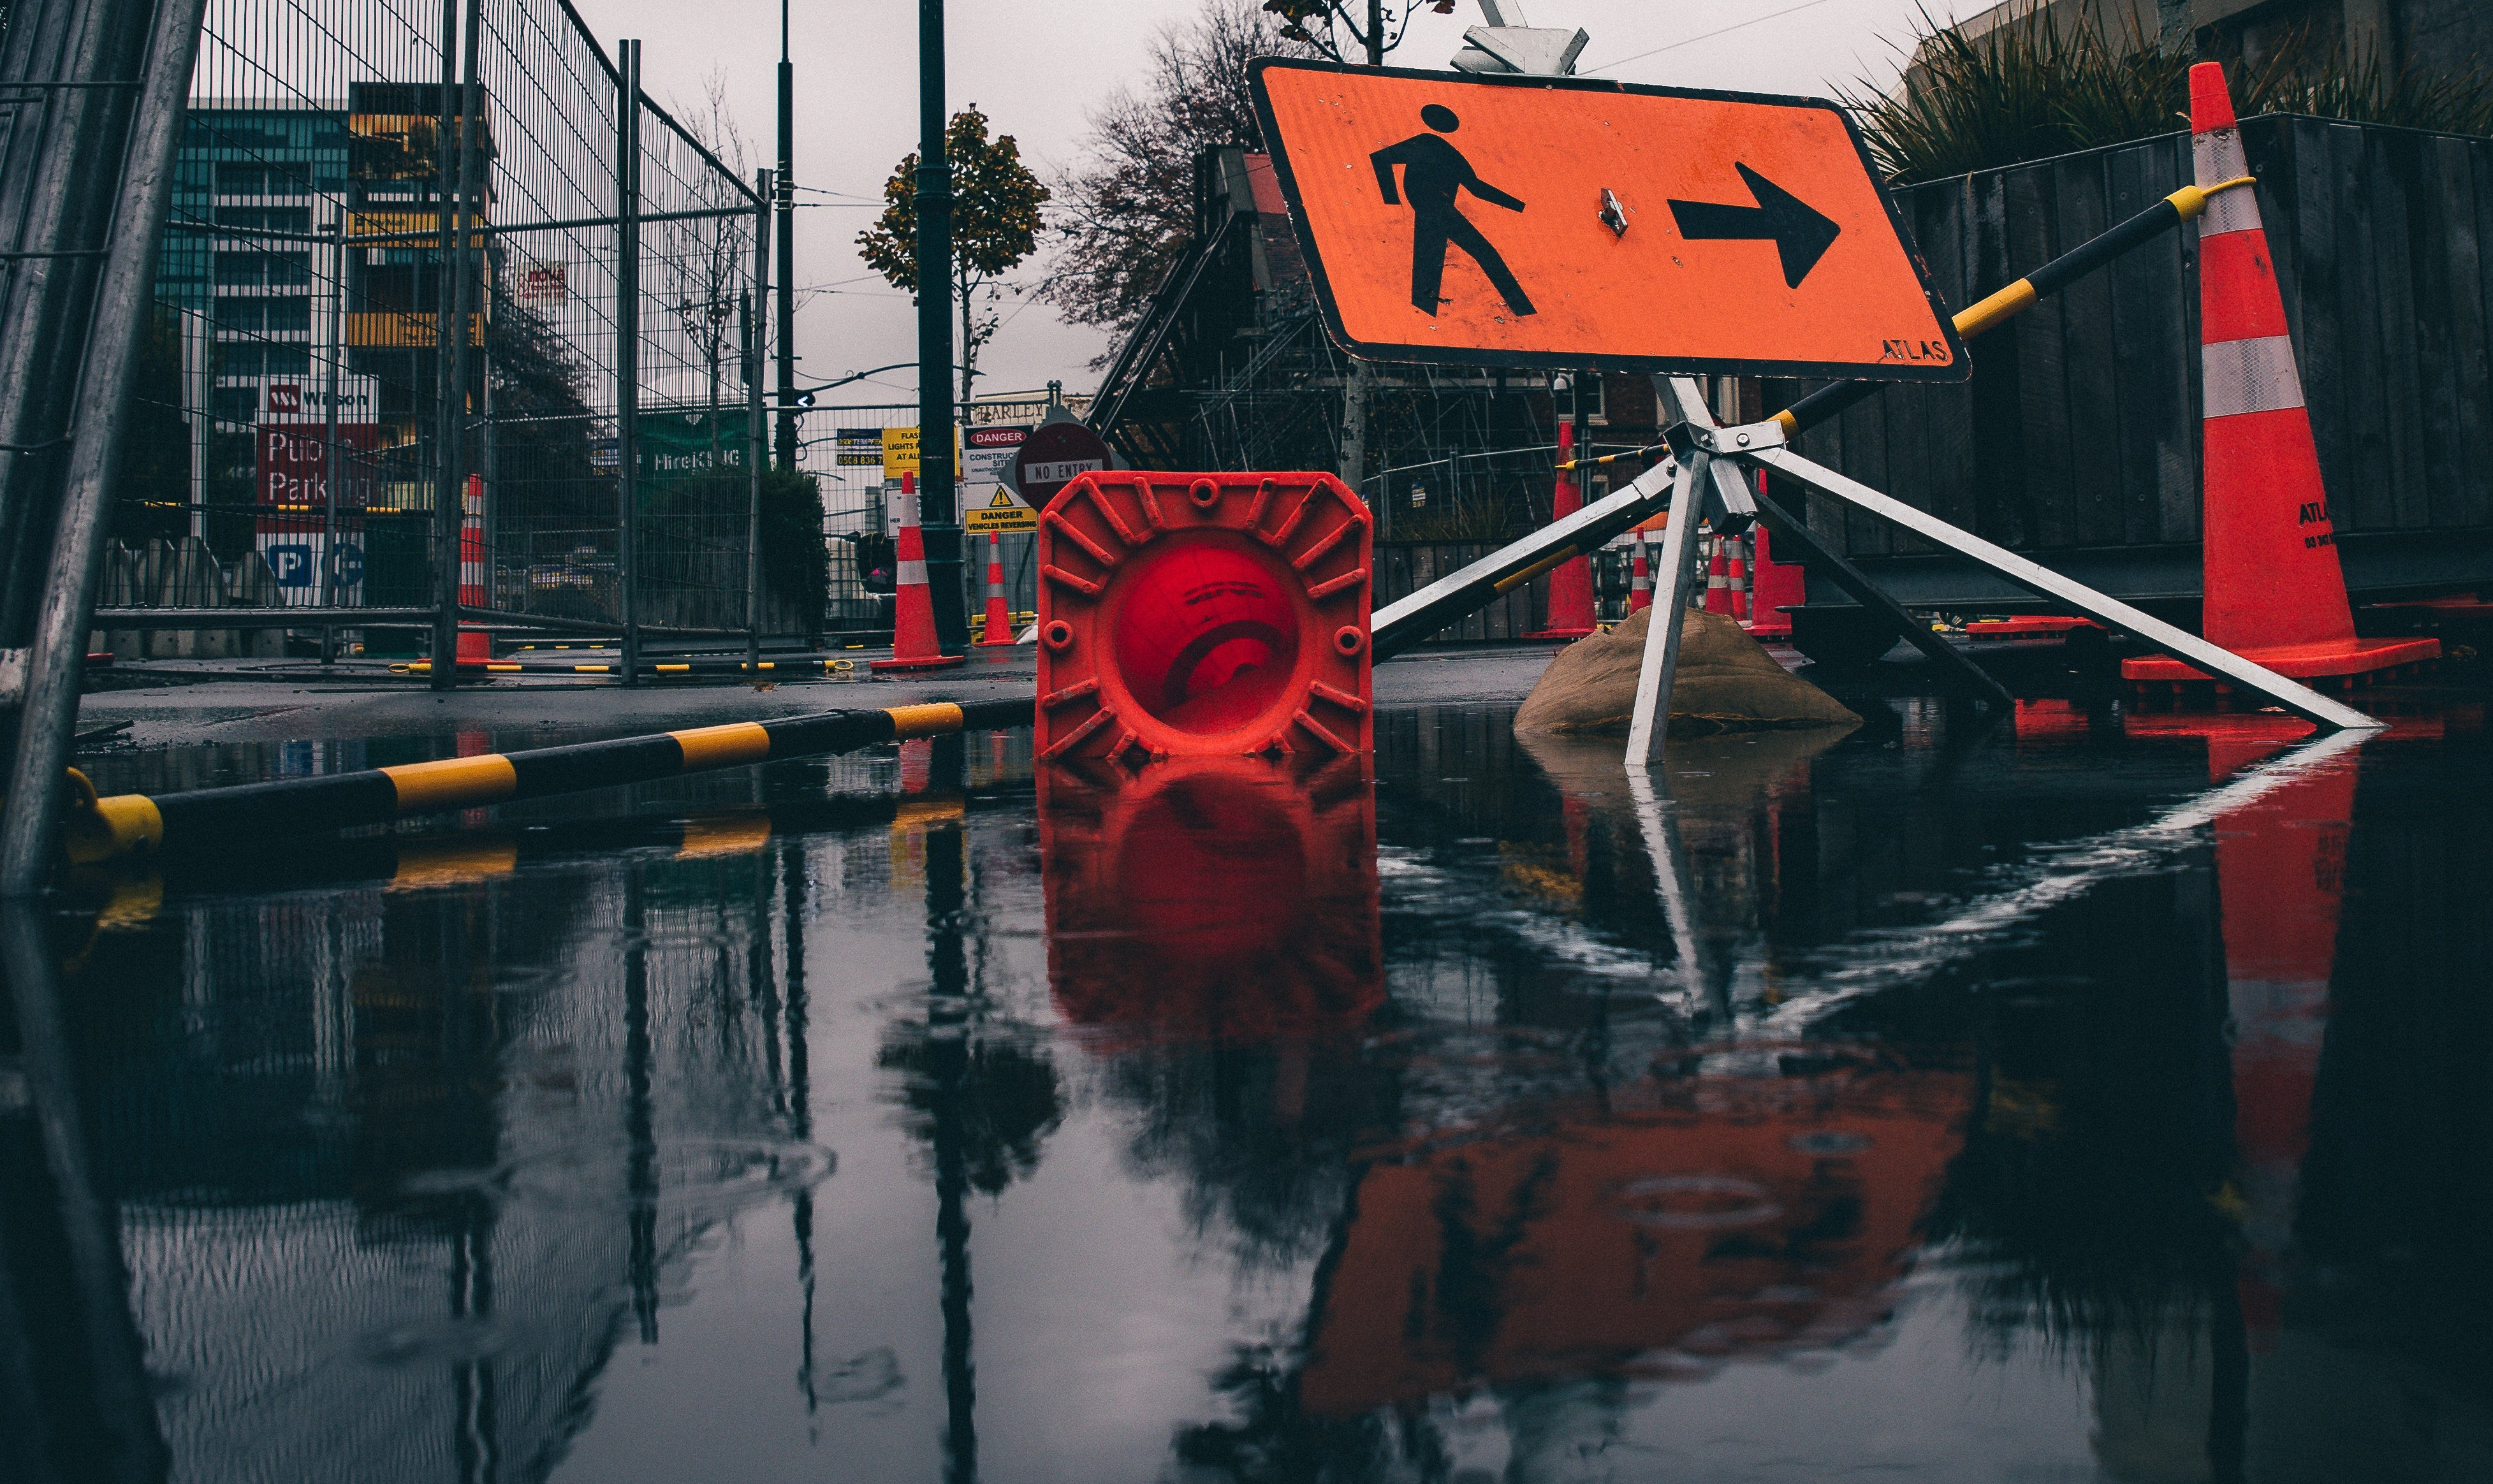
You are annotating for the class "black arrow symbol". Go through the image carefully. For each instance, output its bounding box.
[1666,163,1841,289]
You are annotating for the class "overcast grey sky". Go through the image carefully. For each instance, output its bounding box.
[581,0,1971,407]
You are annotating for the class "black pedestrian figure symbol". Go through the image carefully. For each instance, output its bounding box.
[1371,103,1536,317]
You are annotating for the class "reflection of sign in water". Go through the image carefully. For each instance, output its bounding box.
[962,424,1035,533]
[835,427,884,467]
[1250,59,1968,379]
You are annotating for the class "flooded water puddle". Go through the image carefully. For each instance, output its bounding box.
[11,697,2493,1481]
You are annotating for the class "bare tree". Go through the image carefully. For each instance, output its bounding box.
[1262,0,1443,65]
[1041,0,1312,340]
[659,70,752,465]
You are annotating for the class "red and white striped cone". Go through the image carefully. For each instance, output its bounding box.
[1703,532,1732,615]
[1746,518,1802,640]
[456,472,491,665]
[1727,532,1751,623]
[1628,530,1652,613]
[979,531,1014,646]
[2121,62,2436,693]
[869,472,966,672]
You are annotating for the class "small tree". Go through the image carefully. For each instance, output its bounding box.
[856,106,1048,407]
[659,70,754,465]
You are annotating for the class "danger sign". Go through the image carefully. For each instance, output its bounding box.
[1250,60,1968,381]
[963,425,1036,533]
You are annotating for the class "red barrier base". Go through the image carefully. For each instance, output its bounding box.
[868,651,967,672]
[1968,615,2099,640]
[2121,635,2439,689]
[1036,472,1371,762]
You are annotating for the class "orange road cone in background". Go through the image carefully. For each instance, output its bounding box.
[1528,418,1597,638]
[2122,62,2438,695]
[1746,516,1802,640]
[870,471,967,672]
[457,473,492,666]
[1704,532,1732,615]
[979,531,1015,646]
[1727,532,1751,622]
[1628,530,1652,612]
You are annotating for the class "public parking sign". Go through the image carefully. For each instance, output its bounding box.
[1011,421,1113,507]
[1250,60,1968,381]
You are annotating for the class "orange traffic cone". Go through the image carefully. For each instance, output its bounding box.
[1628,530,1652,612]
[1703,532,1732,615]
[1746,516,1802,640]
[1727,532,1751,622]
[2122,63,2438,694]
[979,531,1016,646]
[1527,418,1597,638]
[870,471,966,672]
[456,472,492,665]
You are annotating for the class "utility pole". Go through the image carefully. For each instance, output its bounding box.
[916,0,967,651]
[775,0,798,473]
[1339,0,1386,511]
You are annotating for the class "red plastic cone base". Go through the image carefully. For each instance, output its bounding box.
[2121,634,2439,683]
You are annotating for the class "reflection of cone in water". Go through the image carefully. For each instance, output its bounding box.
[870,472,967,672]
[1299,1066,1972,1413]
[2121,63,2437,696]
[1038,755,1380,1045]
[979,532,1014,646]
[2204,723,2356,1349]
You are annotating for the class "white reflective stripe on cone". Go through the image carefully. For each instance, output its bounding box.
[2202,335,2307,419]
[2193,127,2263,235]
[896,560,929,585]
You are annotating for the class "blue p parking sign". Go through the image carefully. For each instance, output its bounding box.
[268,544,314,588]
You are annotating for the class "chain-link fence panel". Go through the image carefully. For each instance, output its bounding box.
[99,0,766,659]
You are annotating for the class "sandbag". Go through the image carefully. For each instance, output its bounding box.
[1513,605,1859,735]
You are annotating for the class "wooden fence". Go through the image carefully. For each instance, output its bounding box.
[1767,113,2493,606]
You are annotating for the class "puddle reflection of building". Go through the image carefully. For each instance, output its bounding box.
[5,839,821,1483]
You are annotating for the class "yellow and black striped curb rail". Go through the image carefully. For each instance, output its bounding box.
[387,658,859,676]
[62,697,1034,866]
[1552,177,2260,474]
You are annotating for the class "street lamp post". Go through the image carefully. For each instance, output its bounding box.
[915,0,967,652]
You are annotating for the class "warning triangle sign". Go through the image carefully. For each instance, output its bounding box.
[988,490,1016,508]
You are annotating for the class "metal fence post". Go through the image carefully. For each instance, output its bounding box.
[319,212,343,664]
[616,38,642,685]
[747,167,769,674]
[0,0,212,896]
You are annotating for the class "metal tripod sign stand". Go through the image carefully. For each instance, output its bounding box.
[1619,377,2380,763]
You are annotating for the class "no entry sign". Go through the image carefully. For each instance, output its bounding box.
[1011,421,1113,507]
[1250,60,1968,381]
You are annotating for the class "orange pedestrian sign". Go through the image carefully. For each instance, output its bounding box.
[1250,60,1968,381]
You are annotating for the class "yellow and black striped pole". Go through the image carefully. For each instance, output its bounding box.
[63,697,1031,866]
[390,658,858,677]
[1764,176,2256,440]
